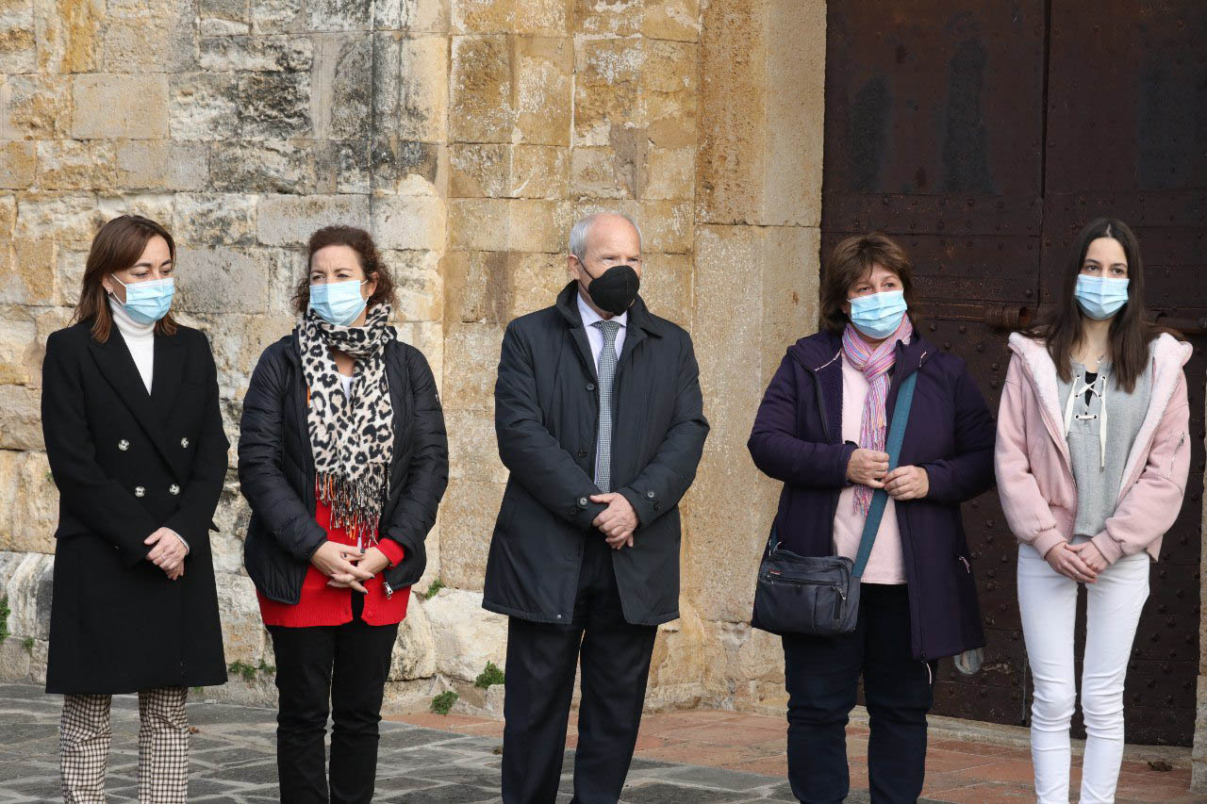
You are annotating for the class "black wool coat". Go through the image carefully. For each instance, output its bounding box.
[238,332,448,602]
[42,321,229,694]
[483,283,710,627]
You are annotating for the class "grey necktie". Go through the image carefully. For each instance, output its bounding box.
[592,320,621,493]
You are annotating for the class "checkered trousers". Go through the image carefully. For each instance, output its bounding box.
[60,686,190,803]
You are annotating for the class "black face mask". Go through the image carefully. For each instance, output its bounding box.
[581,264,640,316]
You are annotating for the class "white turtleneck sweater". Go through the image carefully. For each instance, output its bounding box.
[109,296,155,394]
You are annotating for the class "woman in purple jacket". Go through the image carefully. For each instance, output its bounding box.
[748,233,995,803]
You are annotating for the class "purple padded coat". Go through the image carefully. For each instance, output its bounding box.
[747,329,995,661]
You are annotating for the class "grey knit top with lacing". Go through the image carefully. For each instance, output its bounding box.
[1056,353,1153,540]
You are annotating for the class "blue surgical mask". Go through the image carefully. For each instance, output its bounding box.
[309,279,368,327]
[111,276,174,325]
[848,290,908,340]
[1074,274,1129,320]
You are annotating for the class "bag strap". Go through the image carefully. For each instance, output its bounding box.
[852,370,919,579]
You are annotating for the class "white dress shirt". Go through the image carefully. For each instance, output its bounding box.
[576,290,628,370]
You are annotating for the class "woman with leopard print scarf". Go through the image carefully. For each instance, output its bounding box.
[239,226,449,804]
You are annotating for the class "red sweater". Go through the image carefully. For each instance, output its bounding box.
[258,500,410,628]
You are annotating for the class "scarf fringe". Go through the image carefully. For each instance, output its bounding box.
[316,470,387,548]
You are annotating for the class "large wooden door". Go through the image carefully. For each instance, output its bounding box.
[822,0,1206,745]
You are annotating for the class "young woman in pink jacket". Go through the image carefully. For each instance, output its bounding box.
[996,218,1191,803]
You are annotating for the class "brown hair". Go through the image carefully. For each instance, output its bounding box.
[293,226,396,314]
[73,215,178,342]
[1023,218,1167,392]
[819,232,918,334]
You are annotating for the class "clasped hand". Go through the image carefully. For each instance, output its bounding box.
[145,528,188,580]
[591,493,638,550]
[846,449,929,501]
[310,541,388,594]
[1045,541,1107,583]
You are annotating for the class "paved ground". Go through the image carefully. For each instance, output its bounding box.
[2,682,1201,802]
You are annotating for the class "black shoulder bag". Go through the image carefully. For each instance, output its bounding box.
[751,370,918,636]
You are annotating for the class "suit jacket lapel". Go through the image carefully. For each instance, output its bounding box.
[87,332,182,481]
[151,333,190,479]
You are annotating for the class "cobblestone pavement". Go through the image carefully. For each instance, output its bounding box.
[0,684,805,803]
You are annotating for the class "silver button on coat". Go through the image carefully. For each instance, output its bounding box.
[134,486,146,497]
[180,437,189,448]
[118,439,130,451]
[169,484,180,495]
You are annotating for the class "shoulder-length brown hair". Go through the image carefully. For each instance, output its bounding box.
[819,232,919,334]
[293,226,397,314]
[1023,218,1161,392]
[73,215,178,342]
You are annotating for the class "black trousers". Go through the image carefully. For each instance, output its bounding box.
[267,594,399,804]
[501,535,659,804]
[782,583,936,804]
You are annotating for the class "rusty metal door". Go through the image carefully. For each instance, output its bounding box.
[822,0,1206,745]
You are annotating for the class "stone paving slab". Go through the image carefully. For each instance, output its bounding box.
[0,684,797,803]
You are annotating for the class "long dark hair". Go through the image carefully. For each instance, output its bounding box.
[1024,218,1157,392]
[73,215,178,343]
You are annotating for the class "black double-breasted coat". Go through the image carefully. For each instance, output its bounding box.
[41,321,229,694]
[482,283,710,627]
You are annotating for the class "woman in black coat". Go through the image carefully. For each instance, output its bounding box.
[238,225,448,804]
[42,215,228,803]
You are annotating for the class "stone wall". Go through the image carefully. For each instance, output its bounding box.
[0,0,826,716]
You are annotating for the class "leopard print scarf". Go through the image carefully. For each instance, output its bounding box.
[297,302,395,547]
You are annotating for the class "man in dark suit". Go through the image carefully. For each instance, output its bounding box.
[483,212,710,803]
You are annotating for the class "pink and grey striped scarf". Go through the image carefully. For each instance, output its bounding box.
[842,316,914,515]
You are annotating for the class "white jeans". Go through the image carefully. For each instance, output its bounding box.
[1017,542,1150,804]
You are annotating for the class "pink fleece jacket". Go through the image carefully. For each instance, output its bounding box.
[995,332,1192,565]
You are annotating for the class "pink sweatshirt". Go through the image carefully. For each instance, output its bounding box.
[832,356,906,584]
[995,332,1192,564]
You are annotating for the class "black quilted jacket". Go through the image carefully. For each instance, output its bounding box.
[238,331,448,603]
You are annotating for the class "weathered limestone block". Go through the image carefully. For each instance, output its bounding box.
[326,35,374,140]
[422,587,508,681]
[115,142,209,193]
[686,224,816,624]
[169,72,240,141]
[367,137,441,195]
[512,144,568,199]
[208,482,247,576]
[0,2,36,74]
[507,199,573,253]
[443,250,510,325]
[14,194,99,247]
[0,75,72,139]
[375,0,449,33]
[3,552,54,640]
[0,451,56,555]
[514,36,573,146]
[210,140,318,194]
[644,146,694,200]
[390,593,437,681]
[375,34,448,143]
[0,309,38,384]
[507,251,567,317]
[371,195,446,251]
[32,0,102,74]
[238,71,312,139]
[34,139,117,191]
[96,194,176,232]
[642,39,696,148]
[440,322,502,410]
[573,0,640,37]
[173,194,258,246]
[437,478,502,591]
[445,409,505,483]
[448,199,508,252]
[0,142,35,189]
[381,248,443,322]
[175,247,272,314]
[640,199,693,254]
[697,0,824,226]
[0,383,42,450]
[193,311,298,396]
[200,35,313,73]
[306,0,373,32]
[98,9,198,73]
[257,194,370,246]
[639,252,692,327]
[646,606,727,710]
[452,0,569,36]
[70,74,169,139]
[449,35,512,143]
[574,38,642,146]
[644,0,701,42]
[214,572,266,665]
[449,143,509,197]
[571,147,631,200]
[201,0,250,35]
